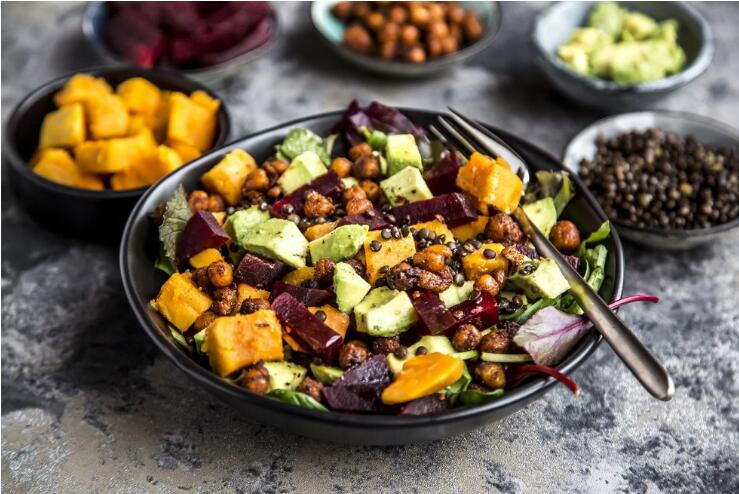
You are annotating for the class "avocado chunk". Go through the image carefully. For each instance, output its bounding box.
[333,262,371,313]
[225,205,270,248]
[522,197,557,237]
[387,335,456,374]
[438,280,474,308]
[241,218,308,268]
[341,176,359,189]
[386,134,423,176]
[263,361,307,391]
[309,363,344,385]
[380,166,433,206]
[308,224,369,263]
[277,150,328,194]
[354,287,418,337]
[509,258,570,300]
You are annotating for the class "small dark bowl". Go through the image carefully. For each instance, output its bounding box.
[120,109,624,445]
[3,67,230,242]
[310,1,501,78]
[532,2,714,111]
[563,110,739,250]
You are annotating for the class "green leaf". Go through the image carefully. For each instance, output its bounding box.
[361,127,388,151]
[553,174,574,216]
[480,353,533,363]
[274,128,332,164]
[154,244,176,276]
[576,221,611,257]
[529,171,574,216]
[266,389,329,411]
[444,362,472,405]
[169,327,192,353]
[501,297,560,324]
[158,185,193,266]
[458,388,504,406]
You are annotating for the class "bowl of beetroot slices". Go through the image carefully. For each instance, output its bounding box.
[83,1,279,82]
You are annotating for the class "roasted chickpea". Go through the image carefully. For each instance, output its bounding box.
[378,22,401,43]
[188,190,209,212]
[486,213,524,243]
[207,260,233,288]
[474,273,502,297]
[440,35,459,55]
[207,194,226,212]
[346,197,374,216]
[304,191,335,218]
[266,185,282,200]
[360,180,381,202]
[501,246,529,267]
[243,364,270,394]
[447,4,465,24]
[244,168,270,191]
[404,45,427,64]
[352,155,381,179]
[388,5,407,24]
[425,244,453,258]
[452,324,482,351]
[313,258,336,287]
[479,330,511,354]
[296,376,324,402]
[211,286,238,315]
[428,2,445,22]
[409,4,431,27]
[342,184,367,205]
[331,1,353,20]
[417,266,453,292]
[193,267,211,291]
[474,362,506,389]
[400,24,420,45]
[449,24,463,42]
[344,24,373,54]
[371,336,401,355]
[549,220,581,254]
[365,11,385,31]
[330,157,353,178]
[351,1,369,18]
[427,36,443,58]
[262,158,289,178]
[413,249,446,273]
[193,310,217,332]
[463,11,484,42]
[428,20,449,39]
[379,40,397,60]
[339,340,370,370]
[240,297,271,315]
[349,142,373,161]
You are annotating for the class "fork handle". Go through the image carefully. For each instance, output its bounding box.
[512,207,674,401]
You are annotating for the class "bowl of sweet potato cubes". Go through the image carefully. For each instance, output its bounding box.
[3,67,230,240]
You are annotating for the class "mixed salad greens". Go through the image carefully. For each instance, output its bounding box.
[149,101,657,415]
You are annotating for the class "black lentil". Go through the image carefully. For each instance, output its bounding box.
[483,248,497,259]
[370,240,382,252]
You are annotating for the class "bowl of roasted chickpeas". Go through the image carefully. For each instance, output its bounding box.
[311,1,501,77]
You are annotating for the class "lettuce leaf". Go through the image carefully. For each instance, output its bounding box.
[158,185,192,267]
[527,171,575,216]
[266,389,328,411]
[576,221,611,257]
[458,388,504,406]
[275,128,334,164]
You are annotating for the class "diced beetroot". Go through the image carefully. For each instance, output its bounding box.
[105,10,165,68]
[322,355,393,412]
[271,293,343,361]
[448,291,499,331]
[234,252,289,289]
[271,171,343,218]
[175,211,229,269]
[424,152,463,195]
[197,16,272,66]
[337,211,391,230]
[399,394,450,415]
[510,243,539,259]
[411,290,458,335]
[390,192,477,228]
[158,2,206,36]
[269,281,334,306]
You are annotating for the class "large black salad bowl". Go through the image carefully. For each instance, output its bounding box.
[120,109,624,445]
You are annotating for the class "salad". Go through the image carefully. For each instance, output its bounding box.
[149,101,654,415]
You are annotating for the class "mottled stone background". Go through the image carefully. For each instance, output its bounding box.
[2,2,738,493]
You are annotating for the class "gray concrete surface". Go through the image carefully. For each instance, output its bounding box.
[2,2,738,493]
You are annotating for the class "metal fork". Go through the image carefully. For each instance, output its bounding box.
[430,108,674,401]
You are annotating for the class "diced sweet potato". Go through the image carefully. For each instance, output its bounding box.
[456,152,523,214]
[461,242,508,280]
[39,104,86,149]
[77,131,157,175]
[304,221,338,241]
[363,230,416,285]
[166,91,218,151]
[32,148,103,190]
[205,310,284,377]
[117,77,162,115]
[412,219,455,242]
[189,248,223,268]
[201,149,256,205]
[151,272,212,332]
[451,215,488,242]
[237,283,270,305]
[168,140,201,163]
[282,267,315,286]
[190,90,220,113]
[86,94,129,139]
[53,74,112,107]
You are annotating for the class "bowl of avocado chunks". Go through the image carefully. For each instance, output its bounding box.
[533,1,714,111]
[121,102,631,444]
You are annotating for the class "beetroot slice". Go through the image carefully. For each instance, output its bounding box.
[390,192,477,227]
[411,290,458,335]
[399,394,450,415]
[449,291,499,331]
[234,252,289,289]
[424,152,463,195]
[322,355,393,412]
[175,211,229,270]
[197,16,272,66]
[337,212,391,230]
[270,281,334,306]
[271,293,343,361]
[105,10,165,68]
[271,171,343,218]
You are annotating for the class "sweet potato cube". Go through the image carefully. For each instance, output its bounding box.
[412,219,455,242]
[363,230,417,285]
[237,283,270,305]
[32,148,103,190]
[168,141,201,163]
[166,91,218,151]
[151,272,212,332]
[282,267,315,286]
[117,77,162,115]
[190,90,220,113]
[206,310,284,377]
[201,149,257,205]
[462,242,508,280]
[451,215,488,242]
[39,104,86,149]
[456,152,523,214]
[110,145,181,190]
[189,248,223,269]
[77,131,157,175]
[87,94,130,139]
[304,221,338,241]
[53,74,112,107]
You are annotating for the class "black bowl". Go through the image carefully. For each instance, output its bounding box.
[120,109,624,445]
[3,67,231,242]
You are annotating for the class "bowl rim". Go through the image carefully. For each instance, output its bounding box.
[120,108,624,430]
[531,1,715,94]
[2,65,231,199]
[81,1,281,78]
[309,1,502,75]
[562,109,739,238]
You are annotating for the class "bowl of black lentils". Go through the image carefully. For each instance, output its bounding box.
[563,111,739,250]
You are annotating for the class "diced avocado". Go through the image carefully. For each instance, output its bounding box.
[333,262,371,313]
[193,329,207,354]
[354,287,418,337]
[225,206,270,247]
[263,361,307,391]
[387,335,456,374]
[509,258,570,300]
[277,150,327,194]
[341,176,359,189]
[377,153,388,175]
[522,197,557,237]
[386,134,423,176]
[309,363,344,385]
[309,224,369,263]
[241,218,308,268]
[439,280,474,308]
[380,166,433,206]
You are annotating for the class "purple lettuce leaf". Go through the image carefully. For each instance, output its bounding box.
[331,100,427,147]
